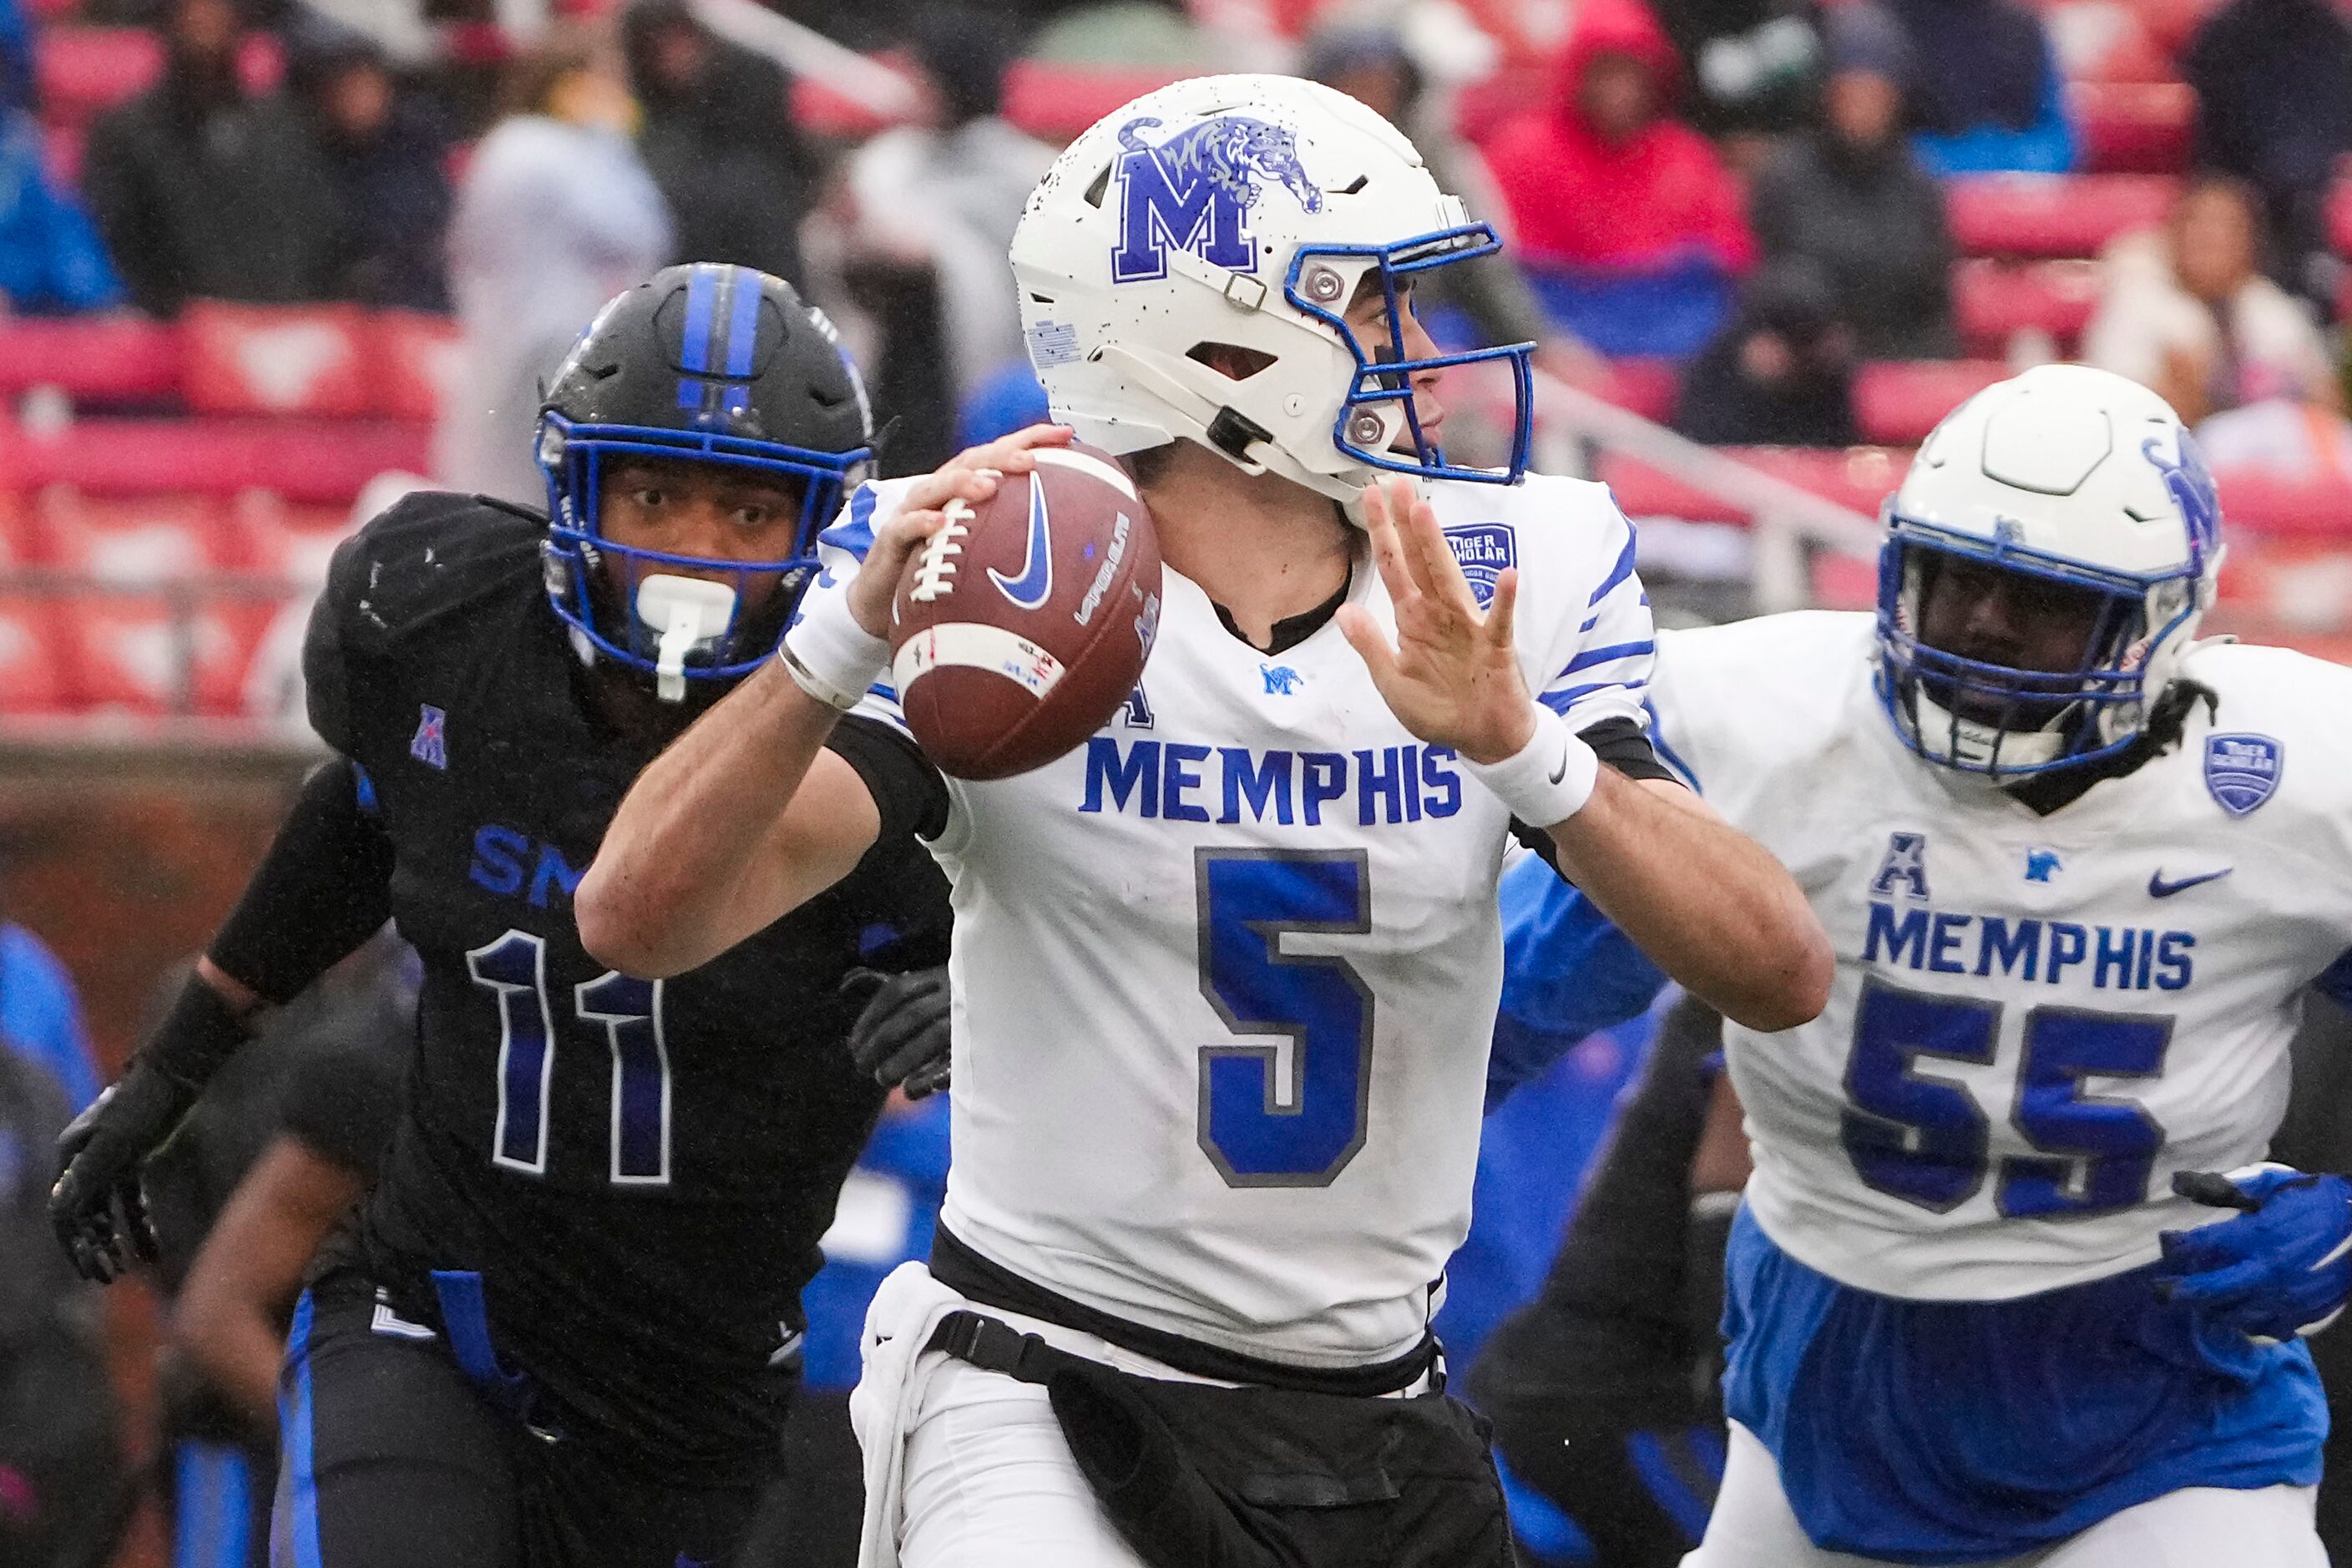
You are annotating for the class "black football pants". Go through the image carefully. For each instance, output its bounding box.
[273,1287,765,1568]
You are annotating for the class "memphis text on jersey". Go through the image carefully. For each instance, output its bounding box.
[1863,902,2194,994]
[1079,736,1464,827]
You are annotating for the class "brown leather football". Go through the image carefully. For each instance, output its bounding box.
[889,444,1162,781]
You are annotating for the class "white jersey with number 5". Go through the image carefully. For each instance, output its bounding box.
[803,470,1653,1368]
[1647,610,2352,1301]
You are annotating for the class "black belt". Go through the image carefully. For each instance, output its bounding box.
[924,1310,1442,1397]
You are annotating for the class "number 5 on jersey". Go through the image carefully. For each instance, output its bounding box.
[468,930,670,1186]
[1196,849,1375,1186]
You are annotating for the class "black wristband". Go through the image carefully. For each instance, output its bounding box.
[138,974,250,1095]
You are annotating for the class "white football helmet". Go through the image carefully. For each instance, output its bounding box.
[1877,362,2225,778]
[1008,73,1534,505]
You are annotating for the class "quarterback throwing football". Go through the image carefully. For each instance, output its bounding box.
[582,77,1828,1568]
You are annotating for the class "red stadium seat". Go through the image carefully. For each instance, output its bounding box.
[181,302,372,417]
[60,593,272,716]
[368,311,463,423]
[236,495,359,584]
[2041,0,2175,83]
[1003,63,1194,142]
[0,418,432,503]
[35,489,230,583]
[1947,174,2181,259]
[1854,361,2008,447]
[2210,469,2352,540]
[0,596,73,713]
[1604,446,1909,525]
[1597,358,1681,424]
[1601,454,1748,524]
[2068,80,2193,174]
[34,28,163,125]
[0,491,38,570]
[0,316,180,402]
[1952,257,2105,357]
[790,74,906,139]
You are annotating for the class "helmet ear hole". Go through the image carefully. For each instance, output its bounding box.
[1185,342,1277,381]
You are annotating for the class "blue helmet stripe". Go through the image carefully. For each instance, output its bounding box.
[680,264,718,374]
[723,267,761,378]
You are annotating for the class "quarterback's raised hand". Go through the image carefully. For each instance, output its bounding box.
[841,965,952,1100]
[844,424,1075,639]
[1338,478,1536,766]
[2156,1164,2352,1343]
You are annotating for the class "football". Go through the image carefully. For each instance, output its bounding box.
[889,444,1163,781]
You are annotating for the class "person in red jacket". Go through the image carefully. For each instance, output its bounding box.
[1481,0,1758,358]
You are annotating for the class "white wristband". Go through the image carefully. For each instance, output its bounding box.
[1462,705,1600,827]
[779,583,890,711]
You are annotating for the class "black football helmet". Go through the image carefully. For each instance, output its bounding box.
[536,263,875,696]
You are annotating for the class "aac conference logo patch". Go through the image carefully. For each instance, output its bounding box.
[2204,731,2282,817]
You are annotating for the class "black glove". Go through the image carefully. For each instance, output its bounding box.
[842,966,951,1100]
[53,974,248,1284]
[51,1063,195,1283]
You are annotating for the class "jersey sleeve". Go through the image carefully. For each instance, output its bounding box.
[1488,854,1669,1111]
[795,480,954,842]
[1532,493,1655,739]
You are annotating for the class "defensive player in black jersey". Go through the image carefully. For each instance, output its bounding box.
[48,263,956,1568]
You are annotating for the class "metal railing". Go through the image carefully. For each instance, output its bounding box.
[1523,368,1884,614]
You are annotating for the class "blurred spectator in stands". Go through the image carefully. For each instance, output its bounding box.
[287,20,453,311]
[433,28,670,505]
[0,14,124,315]
[150,933,415,1568]
[622,0,809,286]
[2083,175,2336,427]
[2183,0,2352,311]
[1882,0,2074,175]
[2195,362,2352,483]
[1748,4,1957,357]
[82,0,343,316]
[1481,0,1757,359]
[832,7,1053,472]
[0,910,99,1114]
[1302,19,1605,384]
[1672,259,1859,446]
[0,1041,124,1568]
[1648,0,1823,155]
[0,0,28,125]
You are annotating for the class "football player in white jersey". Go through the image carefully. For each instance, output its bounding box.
[576,75,1829,1568]
[1505,362,2352,1566]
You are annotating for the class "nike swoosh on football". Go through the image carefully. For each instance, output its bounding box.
[2147,867,2232,898]
[987,474,1054,610]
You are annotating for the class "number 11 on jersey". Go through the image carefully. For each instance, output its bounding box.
[468,930,671,1186]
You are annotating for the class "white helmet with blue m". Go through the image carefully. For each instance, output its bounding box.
[1877,362,2225,778]
[1008,73,1534,506]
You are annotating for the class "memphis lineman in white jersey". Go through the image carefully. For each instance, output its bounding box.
[812,463,1654,1364]
[1648,609,2352,1302]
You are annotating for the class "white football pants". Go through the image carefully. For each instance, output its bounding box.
[895,1352,1150,1568]
[1683,1422,2326,1568]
